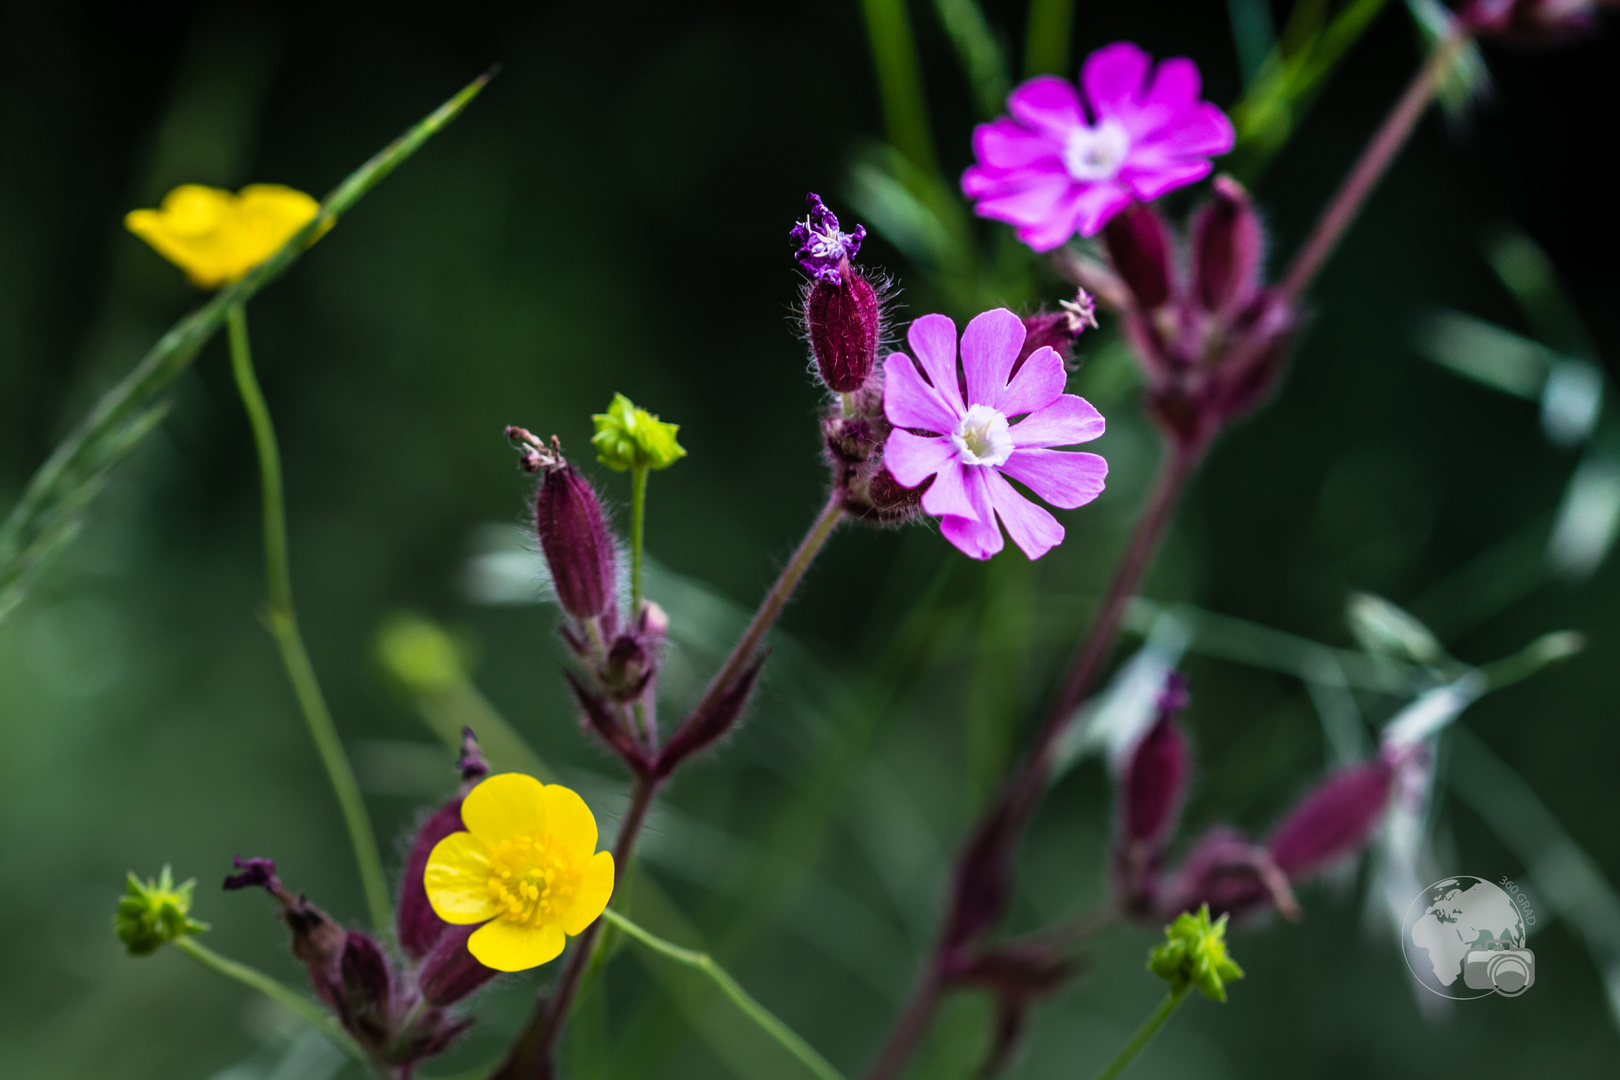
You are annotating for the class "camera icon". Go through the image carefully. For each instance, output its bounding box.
[1462,944,1535,996]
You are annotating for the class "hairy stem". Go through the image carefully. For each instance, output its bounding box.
[689,490,845,723]
[493,775,661,1080]
[498,492,846,1078]
[227,304,390,933]
[1279,32,1467,304]
[1090,985,1190,1080]
[863,967,943,1080]
[172,937,367,1064]
[601,907,848,1080]
[863,437,1200,1080]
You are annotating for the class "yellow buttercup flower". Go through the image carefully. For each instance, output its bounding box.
[125,184,322,288]
[424,773,615,972]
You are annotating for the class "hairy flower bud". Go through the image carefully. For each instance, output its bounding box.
[1190,176,1263,315]
[1266,759,1394,879]
[534,458,616,621]
[1113,675,1191,914]
[794,194,882,393]
[419,925,498,1005]
[1103,202,1175,311]
[654,653,766,777]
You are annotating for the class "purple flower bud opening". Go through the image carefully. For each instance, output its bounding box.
[1266,760,1394,879]
[456,725,490,782]
[1191,176,1264,316]
[534,459,617,621]
[223,855,278,892]
[791,193,866,285]
[1013,290,1098,376]
[1102,202,1175,311]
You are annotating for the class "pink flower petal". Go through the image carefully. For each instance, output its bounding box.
[1132,103,1235,159]
[920,458,977,520]
[996,346,1066,416]
[987,470,1065,559]
[1010,394,1105,447]
[883,429,956,488]
[882,352,960,434]
[906,313,966,414]
[1082,42,1151,120]
[972,119,1063,171]
[1126,160,1215,201]
[1006,75,1085,137]
[1000,448,1108,508]
[940,469,1002,558]
[961,308,1026,408]
[969,170,1076,230]
[1142,57,1201,110]
[1071,182,1133,237]
[941,513,1003,559]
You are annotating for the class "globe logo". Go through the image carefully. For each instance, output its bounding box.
[1402,877,1535,998]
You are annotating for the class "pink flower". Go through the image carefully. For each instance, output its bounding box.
[882,308,1107,560]
[962,42,1235,251]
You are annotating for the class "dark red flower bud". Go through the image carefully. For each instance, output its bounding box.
[941,801,1018,949]
[1266,759,1393,879]
[534,459,616,621]
[1190,176,1264,316]
[419,924,499,1005]
[336,931,395,1046]
[1158,827,1299,924]
[806,262,882,392]
[1102,202,1175,311]
[1120,703,1189,848]
[654,653,766,778]
[397,730,492,959]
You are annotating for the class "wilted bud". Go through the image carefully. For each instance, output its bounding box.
[1190,176,1264,316]
[534,457,617,621]
[1266,760,1393,879]
[794,194,882,393]
[1014,290,1098,374]
[654,653,766,777]
[1158,827,1298,924]
[115,866,208,955]
[1102,202,1175,311]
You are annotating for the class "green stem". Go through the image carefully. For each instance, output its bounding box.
[172,937,367,1064]
[629,463,649,616]
[860,0,939,172]
[0,70,492,626]
[1090,985,1190,1080]
[600,908,848,1080]
[1023,0,1077,78]
[226,303,390,934]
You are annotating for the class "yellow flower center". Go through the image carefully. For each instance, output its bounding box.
[487,834,583,927]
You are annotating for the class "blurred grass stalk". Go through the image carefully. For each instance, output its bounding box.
[0,69,494,627]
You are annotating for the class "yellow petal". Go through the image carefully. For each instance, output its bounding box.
[468,919,567,972]
[542,783,598,856]
[562,851,615,936]
[424,832,500,924]
[462,773,548,844]
[124,183,320,290]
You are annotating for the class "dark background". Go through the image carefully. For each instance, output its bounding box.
[2,1,1617,1078]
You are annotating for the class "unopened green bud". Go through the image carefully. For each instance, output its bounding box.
[1148,904,1244,1002]
[591,393,686,472]
[116,866,208,956]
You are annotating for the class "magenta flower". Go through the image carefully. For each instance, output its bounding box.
[883,308,1107,560]
[962,42,1235,251]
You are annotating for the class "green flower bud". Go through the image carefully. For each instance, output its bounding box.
[1148,903,1244,1002]
[116,866,208,956]
[591,393,686,472]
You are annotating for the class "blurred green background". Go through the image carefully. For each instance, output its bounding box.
[2,1,1618,1078]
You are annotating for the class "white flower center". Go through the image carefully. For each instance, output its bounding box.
[1063,119,1131,182]
[952,404,1013,467]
